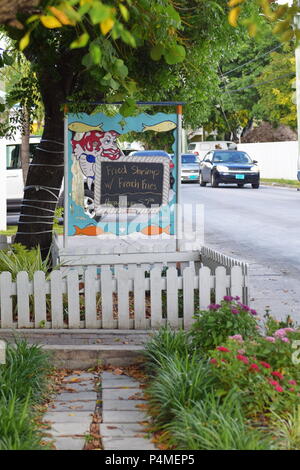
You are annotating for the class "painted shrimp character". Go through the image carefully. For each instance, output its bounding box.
[71,128,124,189]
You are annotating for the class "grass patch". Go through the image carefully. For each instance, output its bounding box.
[0,340,53,450]
[0,225,63,236]
[261,178,300,187]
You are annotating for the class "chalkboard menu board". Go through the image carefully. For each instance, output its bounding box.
[94,155,170,213]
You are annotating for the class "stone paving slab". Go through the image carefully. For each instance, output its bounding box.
[102,388,142,401]
[56,391,97,402]
[44,411,93,424]
[47,422,90,437]
[103,410,148,423]
[59,382,96,392]
[103,400,145,411]
[53,437,85,451]
[100,423,146,437]
[101,379,139,389]
[48,401,96,412]
[102,437,156,451]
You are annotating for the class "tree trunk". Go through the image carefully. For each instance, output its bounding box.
[21,107,30,184]
[14,74,65,258]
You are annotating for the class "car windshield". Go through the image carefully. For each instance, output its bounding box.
[213,151,252,164]
[182,154,197,164]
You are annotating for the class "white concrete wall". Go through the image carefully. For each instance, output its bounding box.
[238,141,298,180]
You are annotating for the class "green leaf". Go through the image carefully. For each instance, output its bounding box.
[0,103,6,112]
[89,3,111,24]
[2,52,14,66]
[119,4,129,21]
[164,45,186,65]
[89,43,102,64]
[165,5,181,24]
[120,98,136,117]
[70,33,89,49]
[150,45,164,61]
[120,30,136,47]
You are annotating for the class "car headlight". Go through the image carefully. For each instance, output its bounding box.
[251,166,259,172]
[216,165,228,172]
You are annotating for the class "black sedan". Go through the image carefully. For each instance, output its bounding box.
[199,150,260,188]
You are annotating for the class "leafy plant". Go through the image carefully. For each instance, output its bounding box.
[146,352,215,425]
[271,406,300,450]
[144,326,192,374]
[0,340,53,403]
[0,244,51,280]
[0,391,47,450]
[167,391,272,450]
[189,296,260,354]
[0,340,53,450]
[209,339,300,416]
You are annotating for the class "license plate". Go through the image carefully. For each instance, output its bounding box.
[189,175,198,179]
[236,174,245,180]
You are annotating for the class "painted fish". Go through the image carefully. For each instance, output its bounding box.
[74,225,109,236]
[140,225,170,236]
[68,122,103,133]
[142,121,177,133]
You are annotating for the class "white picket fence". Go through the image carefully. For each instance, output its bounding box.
[0,265,247,330]
[201,246,248,275]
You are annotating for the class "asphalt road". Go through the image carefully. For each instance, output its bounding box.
[182,182,300,321]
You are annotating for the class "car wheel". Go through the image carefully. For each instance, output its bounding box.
[237,183,244,188]
[211,172,219,188]
[252,183,260,189]
[199,172,206,187]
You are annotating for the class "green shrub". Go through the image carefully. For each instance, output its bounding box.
[0,340,53,403]
[167,392,272,450]
[0,340,53,450]
[209,339,300,416]
[189,296,260,354]
[146,351,216,425]
[270,406,300,450]
[0,391,46,450]
[144,326,192,374]
[0,244,51,280]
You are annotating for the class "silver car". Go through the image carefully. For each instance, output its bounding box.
[181,153,200,182]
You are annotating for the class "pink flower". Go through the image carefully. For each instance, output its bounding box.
[234,296,240,301]
[210,358,217,365]
[272,371,284,380]
[231,308,239,315]
[260,361,271,369]
[223,296,234,302]
[236,354,249,364]
[269,379,279,386]
[288,380,297,385]
[208,304,221,310]
[249,363,260,372]
[275,385,284,392]
[274,329,288,338]
[289,388,295,392]
[265,336,276,343]
[284,328,295,333]
[281,337,290,343]
[250,309,257,316]
[216,346,230,352]
[229,335,243,342]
